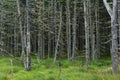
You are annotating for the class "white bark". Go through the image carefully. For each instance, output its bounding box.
[103,0,112,17]
[111,0,119,74]
[103,0,119,74]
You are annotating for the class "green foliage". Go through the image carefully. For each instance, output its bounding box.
[0,57,120,80]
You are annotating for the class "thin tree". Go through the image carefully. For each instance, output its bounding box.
[16,0,26,64]
[84,0,90,72]
[66,0,72,60]
[25,0,31,71]
[54,4,63,62]
[72,0,77,60]
[95,0,100,59]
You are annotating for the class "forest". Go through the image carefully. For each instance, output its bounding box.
[0,0,120,80]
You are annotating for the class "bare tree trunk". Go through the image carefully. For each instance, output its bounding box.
[89,1,96,61]
[84,0,90,72]
[103,0,119,74]
[48,2,51,58]
[66,0,72,60]
[118,0,120,59]
[14,16,17,56]
[95,0,100,59]
[111,0,119,74]
[53,0,57,54]
[26,0,31,71]
[37,1,42,59]
[48,32,51,58]
[42,0,45,59]
[16,0,25,65]
[72,0,77,60]
[54,5,62,62]
[38,30,41,61]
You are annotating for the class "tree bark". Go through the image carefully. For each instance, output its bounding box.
[54,5,62,62]
[66,0,72,60]
[84,0,90,72]
[103,0,119,74]
[16,0,26,65]
[95,0,100,59]
[26,0,31,71]
[111,0,119,74]
[72,0,77,60]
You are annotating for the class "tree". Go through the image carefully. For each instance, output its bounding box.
[89,0,95,61]
[16,0,23,58]
[103,0,119,74]
[95,0,100,59]
[54,3,63,62]
[72,0,77,60]
[1,0,119,74]
[66,0,72,60]
[84,0,90,72]
[25,0,31,71]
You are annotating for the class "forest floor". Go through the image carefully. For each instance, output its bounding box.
[0,57,120,80]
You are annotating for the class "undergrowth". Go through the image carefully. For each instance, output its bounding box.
[0,57,120,80]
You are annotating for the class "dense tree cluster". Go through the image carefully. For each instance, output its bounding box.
[0,0,119,74]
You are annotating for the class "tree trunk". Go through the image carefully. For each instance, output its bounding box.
[72,0,77,60]
[16,0,25,65]
[95,0,100,59]
[54,5,62,62]
[66,0,72,60]
[25,0,31,71]
[89,1,96,61]
[84,0,90,72]
[118,0,120,59]
[103,0,119,74]
[111,0,119,74]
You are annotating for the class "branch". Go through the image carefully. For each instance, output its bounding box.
[103,0,112,17]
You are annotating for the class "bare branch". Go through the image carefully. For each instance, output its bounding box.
[103,0,112,17]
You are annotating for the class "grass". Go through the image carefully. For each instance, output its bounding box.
[0,57,120,80]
